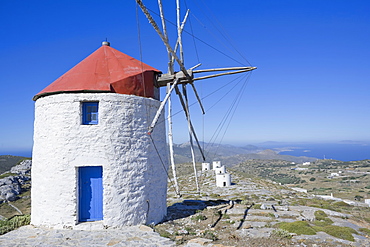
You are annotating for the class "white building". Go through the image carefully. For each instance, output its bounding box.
[212,161,221,170]
[202,163,211,171]
[291,187,308,193]
[31,42,169,229]
[216,173,231,187]
[214,166,226,174]
[293,167,308,171]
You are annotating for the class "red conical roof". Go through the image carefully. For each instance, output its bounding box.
[33,43,161,100]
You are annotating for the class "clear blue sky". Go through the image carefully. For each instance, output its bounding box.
[1,0,370,156]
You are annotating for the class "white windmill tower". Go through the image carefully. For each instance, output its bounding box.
[31,1,256,230]
[31,41,169,229]
[136,0,256,196]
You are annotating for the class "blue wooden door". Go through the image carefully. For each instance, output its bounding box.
[78,166,103,222]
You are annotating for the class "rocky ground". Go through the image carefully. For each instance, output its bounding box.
[0,160,31,203]
[1,160,370,246]
[154,164,370,246]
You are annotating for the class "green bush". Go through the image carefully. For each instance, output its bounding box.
[225,220,235,224]
[271,228,292,239]
[268,213,276,218]
[191,214,207,221]
[276,221,316,235]
[314,210,328,221]
[333,201,351,207]
[359,228,370,235]
[0,215,30,235]
[0,173,18,179]
[318,225,357,242]
[202,230,218,241]
[312,218,333,227]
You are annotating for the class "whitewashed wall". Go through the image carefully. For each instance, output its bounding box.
[214,166,226,174]
[216,173,231,187]
[31,93,169,229]
[202,163,211,171]
[212,161,221,170]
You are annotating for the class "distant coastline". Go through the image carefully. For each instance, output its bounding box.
[2,142,370,162]
[0,150,32,158]
[274,143,370,161]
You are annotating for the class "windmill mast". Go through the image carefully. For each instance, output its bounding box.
[158,0,180,196]
[176,0,201,194]
[136,0,257,196]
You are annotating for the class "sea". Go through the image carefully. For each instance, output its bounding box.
[0,150,32,157]
[2,142,370,162]
[268,143,370,161]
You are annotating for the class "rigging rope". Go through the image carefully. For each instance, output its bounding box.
[143,6,248,67]
[202,77,246,160]
[145,73,250,138]
[184,0,200,64]
[210,73,252,161]
[149,134,179,195]
[195,0,252,66]
[135,1,256,192]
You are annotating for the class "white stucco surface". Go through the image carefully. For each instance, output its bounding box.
[214,166,226,174]
[216,173,231,187]
[212,161,221,170]
[31,93,169,229]
[201,163,211,171]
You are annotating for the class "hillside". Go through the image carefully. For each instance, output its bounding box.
[159,161,370,246]
[1,155,370,246]
[173,142,316,165]
[0,155,28,174]
[232,159,370,201]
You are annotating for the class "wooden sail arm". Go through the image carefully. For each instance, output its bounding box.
[171,9,189,65]
[156,66,256,86]
[136,0,191,81]
[157,70,193,87]
[193,67,257,81]
[174,85,206,161]
[189,82,205,114]
[192,66,257,73]
[148,78,181,134]
[158,0,173,74]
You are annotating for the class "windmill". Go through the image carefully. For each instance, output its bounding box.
[136,0,256,196]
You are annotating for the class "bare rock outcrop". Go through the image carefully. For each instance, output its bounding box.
[0,160,32,202]
[10,159,32,175]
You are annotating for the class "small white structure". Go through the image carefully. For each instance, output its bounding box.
[292,167,308,171]
[364,199,370,207]
[291,187,308,193]
[212,161,221,170]
[302,162,311,166]
[216,173,231,187]
[31,43,169,229]
[214,166,226,174]
[202,163,211,171]
[330,173,340,177]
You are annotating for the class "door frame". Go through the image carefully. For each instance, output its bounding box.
[77,166,103,222]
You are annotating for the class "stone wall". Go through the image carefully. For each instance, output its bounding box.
[31,93,168,229]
